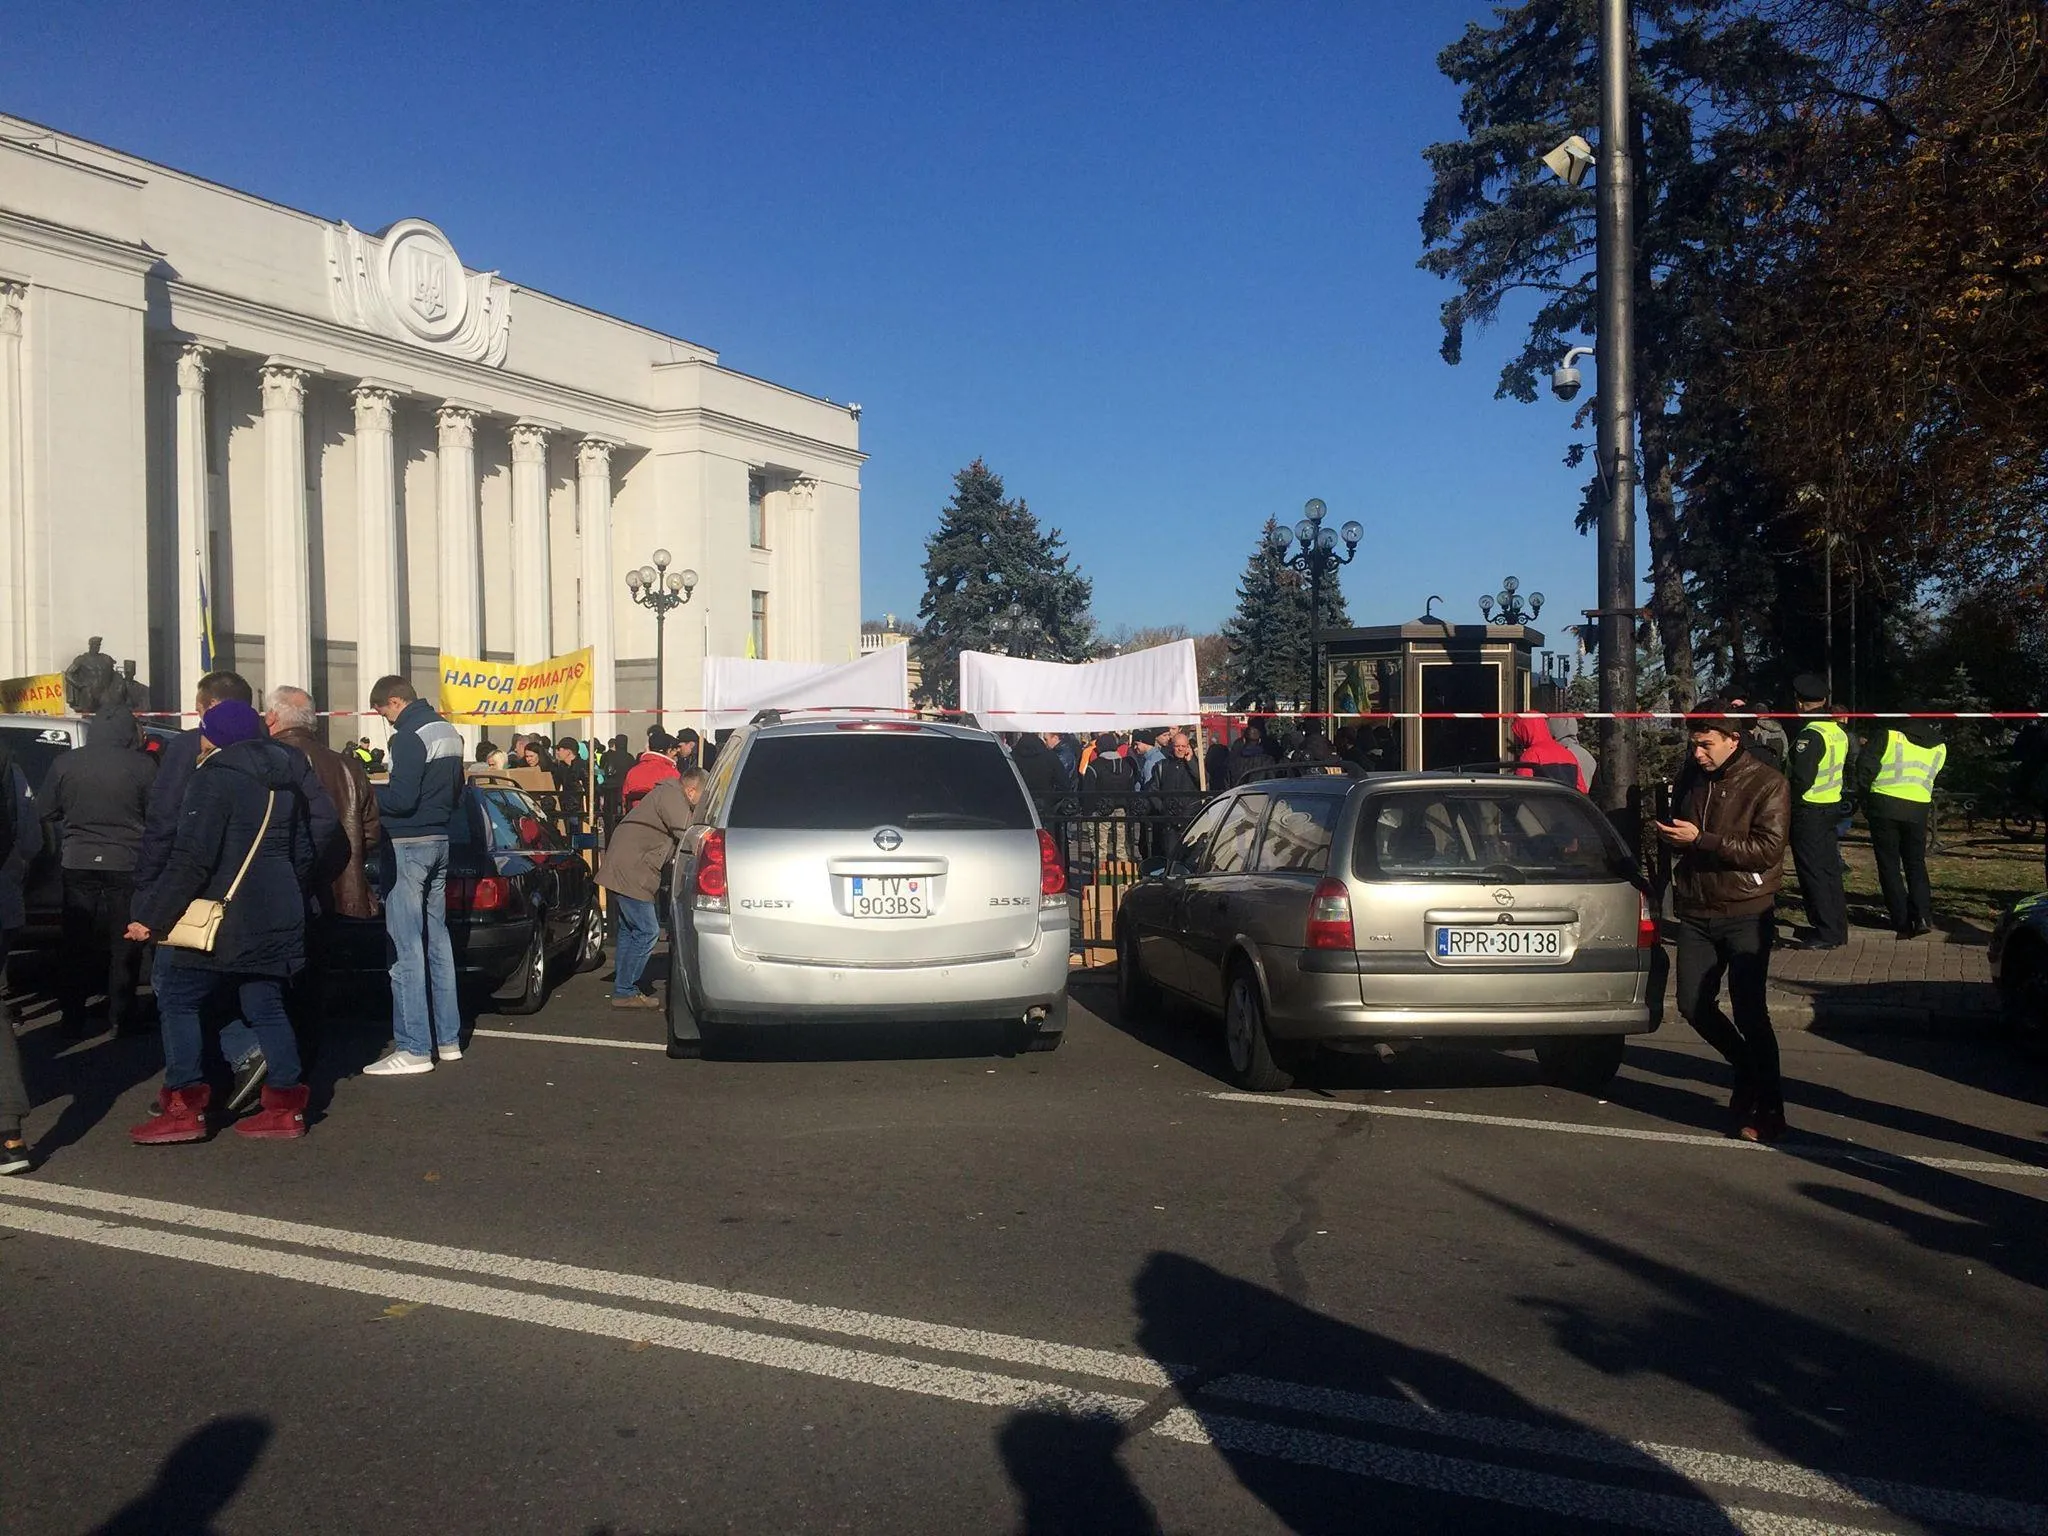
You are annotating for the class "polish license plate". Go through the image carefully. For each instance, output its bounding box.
[1433,925,1563,959]
[851,876,929,918]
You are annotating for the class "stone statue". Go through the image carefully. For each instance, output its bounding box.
[63,637,117,715]
[120,659,151,712]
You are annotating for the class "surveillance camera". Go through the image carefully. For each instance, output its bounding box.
[1550,364,1582,401]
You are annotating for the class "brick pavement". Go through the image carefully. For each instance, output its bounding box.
[1747,924,1997,1031]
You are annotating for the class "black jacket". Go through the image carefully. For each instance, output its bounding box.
[135,740,320,977]
[1082,752,1137,796]
[134,726,341,913]
[38,702,157,873]
[1011,735,1068,800]
[1150,755,1202,813]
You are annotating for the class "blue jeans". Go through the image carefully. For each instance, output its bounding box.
[155,946,262,1068]
[611,895,658,998]
[157,963,301,1091]
[386,836,461,1055]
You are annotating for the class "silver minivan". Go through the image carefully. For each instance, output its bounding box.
[663,716,1072,1057]
[1115,770,1661,1092]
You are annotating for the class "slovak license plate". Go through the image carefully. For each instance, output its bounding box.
[851,876,928,918]
[1434,926,1562,959]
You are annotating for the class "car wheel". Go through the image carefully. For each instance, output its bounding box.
[1535,1034,1627,1093]
[1223,966,1291,1092]
[496,922,550,1016]
[573,900,607,974]
[1116,925,1159,1021]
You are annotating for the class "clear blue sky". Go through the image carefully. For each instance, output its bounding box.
[8,1,1619,651]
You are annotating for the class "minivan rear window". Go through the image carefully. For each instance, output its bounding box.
[1356,788,1632,884]
[727,734,1036,831]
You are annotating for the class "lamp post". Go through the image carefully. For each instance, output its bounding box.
[625,548,697,731]
[1265,498,1361,716]
[1477,576,1545,627]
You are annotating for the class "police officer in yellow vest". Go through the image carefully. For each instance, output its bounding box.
[1853,713,1948,938]
[1784,674,1851,949]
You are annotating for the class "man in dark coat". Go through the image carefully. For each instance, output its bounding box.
[1656,702,1793,1143]
[39,701,157,1034]
[1010,732,1068,801]
[127,701,321,1143]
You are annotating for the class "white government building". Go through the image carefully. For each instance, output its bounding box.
[0,113,863,733]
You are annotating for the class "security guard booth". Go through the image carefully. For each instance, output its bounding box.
[1319,621,1544,772]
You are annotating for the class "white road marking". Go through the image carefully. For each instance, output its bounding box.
[4,1180,2038,1533]
[0,1196,1882,1536]
[1207,1092,2048,1179]
[469,1027,653,1051]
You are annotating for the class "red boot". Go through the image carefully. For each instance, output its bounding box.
[131,1084,211,1145]
[233,1083,310,1140]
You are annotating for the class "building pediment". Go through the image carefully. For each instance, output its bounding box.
[324,216,512,366]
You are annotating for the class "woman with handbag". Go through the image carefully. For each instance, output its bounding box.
[126,700,319,1144]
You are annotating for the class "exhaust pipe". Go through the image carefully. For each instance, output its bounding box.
[1024,1005,1050,1025]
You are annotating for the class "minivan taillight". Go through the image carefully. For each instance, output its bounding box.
[1306,877,1354,951]
[1038,829,1067,902]
[446,875,509,914]
[1638,892,1659,948]
[695,830,729,908]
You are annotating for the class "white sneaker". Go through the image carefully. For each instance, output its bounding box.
[363,1050,434,1077]
[436,1044,463,1063]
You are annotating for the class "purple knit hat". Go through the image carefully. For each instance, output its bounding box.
[201,699,265,747]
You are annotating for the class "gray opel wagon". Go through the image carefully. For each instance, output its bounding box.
[663,715,1072,1057]
[1114,770,1660,1092]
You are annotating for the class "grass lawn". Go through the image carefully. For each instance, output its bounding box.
[1777,825,2045,936]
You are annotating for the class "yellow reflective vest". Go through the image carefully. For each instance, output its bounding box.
[1869,731,1946,805]
[1798,718,1849,806]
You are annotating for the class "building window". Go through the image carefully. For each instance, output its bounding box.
[748,472,767,549]
[751,590,769,659]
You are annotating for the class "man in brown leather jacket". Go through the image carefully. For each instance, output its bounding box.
[1656,701,1793,1142]
[267,686,382,1044]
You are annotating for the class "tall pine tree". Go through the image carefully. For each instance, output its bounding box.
[910,460,1095,708]
[1221,518,1351,710]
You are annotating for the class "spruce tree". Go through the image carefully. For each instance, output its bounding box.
[1221,518,1351,710]
[910,459,1095,708]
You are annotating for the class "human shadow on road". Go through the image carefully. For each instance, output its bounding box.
[1622,1040,2048,1166]
[15,1014,162,1158]
[1466,1183,2048,1515]
[703,1019,1037,1064]
[1000,1252,1749,1535]
[91,1414,271,1535]
[999,1408,1164,1535]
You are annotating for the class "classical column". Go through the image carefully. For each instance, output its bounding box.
[0,284,27,677]
[509,420,551,662]
[171,341,216,707]
[353,382,402,698]
[576,438,617,732]
[781,475,821,662]
[435,405,482,662]
[259,360,313,693]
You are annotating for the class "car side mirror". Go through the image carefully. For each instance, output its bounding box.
[1141,858,1168,879]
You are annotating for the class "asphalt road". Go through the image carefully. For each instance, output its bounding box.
[4,954,2048,1535]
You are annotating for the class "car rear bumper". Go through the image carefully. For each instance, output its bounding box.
[687,917,1070,1024]
[1264,956,1658,1041]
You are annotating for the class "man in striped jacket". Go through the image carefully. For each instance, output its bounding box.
[365,676,466,1075]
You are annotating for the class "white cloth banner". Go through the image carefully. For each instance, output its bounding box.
[959,640,1200,732]
[700,645,911,732]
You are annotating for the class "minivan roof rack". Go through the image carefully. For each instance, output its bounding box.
[1235,763,1363,785]
[747,707,976,729]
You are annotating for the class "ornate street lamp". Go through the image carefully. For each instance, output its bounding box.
[1265,498,1361,716]
[1478,575,1545,627]
[625,548,697,731]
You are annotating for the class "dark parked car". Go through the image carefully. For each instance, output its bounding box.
[1990,892,2048,1046]
[311,775,607,1014]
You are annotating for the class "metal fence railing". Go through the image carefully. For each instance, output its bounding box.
[1030,792,1201,963]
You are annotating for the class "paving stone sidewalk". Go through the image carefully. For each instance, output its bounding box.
[1743,925,1998,1032]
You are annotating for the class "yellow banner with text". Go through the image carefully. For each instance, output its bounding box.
[0,673,68,717]
[437,648,593,724]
